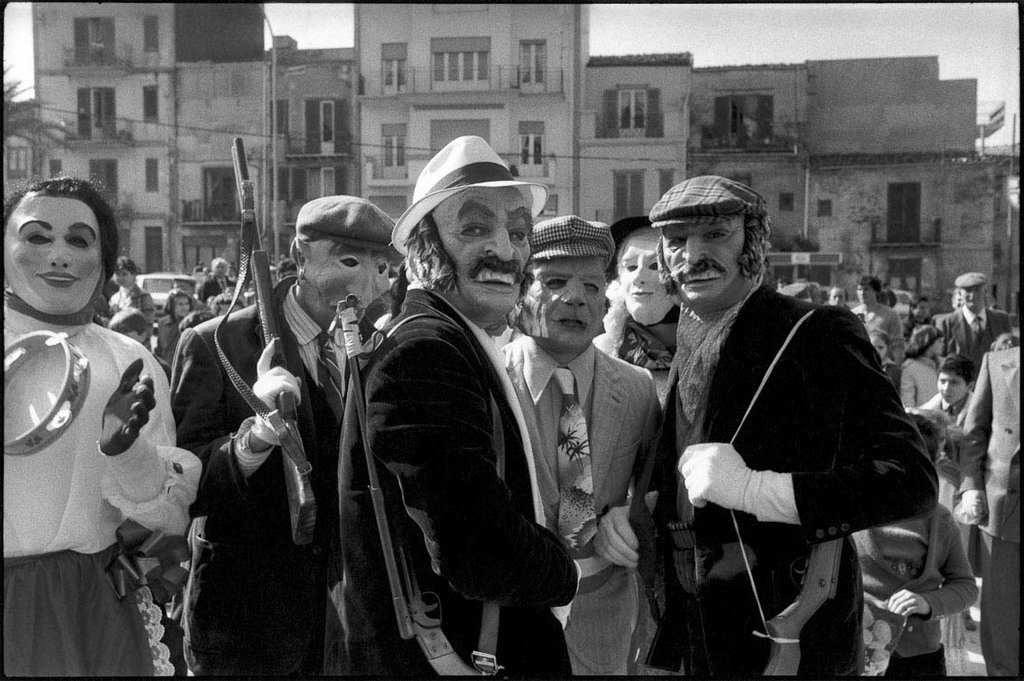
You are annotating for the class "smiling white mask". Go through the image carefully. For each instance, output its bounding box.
[4,194,103,319]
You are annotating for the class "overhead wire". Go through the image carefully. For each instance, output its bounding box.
[34,103,691,165]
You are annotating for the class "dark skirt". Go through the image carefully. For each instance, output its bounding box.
[4,546,154,676]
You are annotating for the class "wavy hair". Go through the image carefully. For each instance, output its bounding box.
[904,324,942,360]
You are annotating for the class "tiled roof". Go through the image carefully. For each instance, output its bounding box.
[588,53,692,67]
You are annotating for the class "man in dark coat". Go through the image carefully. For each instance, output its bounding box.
[170,196,394,674]
[330,136,579,676]
[643,176,938,676]
[937,271,1013,381]
[199,256,236,303]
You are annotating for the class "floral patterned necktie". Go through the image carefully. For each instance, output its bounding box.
[553,367,597,557]
[318,331,345,420]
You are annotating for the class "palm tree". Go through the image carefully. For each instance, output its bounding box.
[4,67,66,158]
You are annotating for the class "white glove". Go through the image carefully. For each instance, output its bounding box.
[249,339,302,448]
[678,442,752,511]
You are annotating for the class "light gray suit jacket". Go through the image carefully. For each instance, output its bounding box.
[961,346,1020,542]
[504,337,660,674]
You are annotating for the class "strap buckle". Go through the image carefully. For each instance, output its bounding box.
[471,650,503,675]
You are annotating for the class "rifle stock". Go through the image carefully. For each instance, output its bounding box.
[232,137,316,546]
[334,301,478,675]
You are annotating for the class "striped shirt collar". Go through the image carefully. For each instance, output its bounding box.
[282,285,325,379]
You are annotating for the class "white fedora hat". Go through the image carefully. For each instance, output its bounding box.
[391,136,548,255]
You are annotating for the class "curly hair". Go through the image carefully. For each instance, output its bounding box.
[904,324,942,359]
[4,176,119,280]
[655,212,772,295]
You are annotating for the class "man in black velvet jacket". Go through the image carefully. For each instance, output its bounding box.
[170,196,394,674]
[330,136,579,675]
[642,176,938,676]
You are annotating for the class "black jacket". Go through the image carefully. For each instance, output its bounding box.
[170,277,343,674]
[330,289,577,676]
[652,285,938,676]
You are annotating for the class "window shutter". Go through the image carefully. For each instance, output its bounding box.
[305,99,318,153]
[277,167,290,200]
[74,18,88,50]
[292,166,307,201]
[335,99,349,151]
[77,88,92,138]
[756,95,774,140]
[714,96,730,138]
[905,183,921,241]
[646,88,662,138]
[603,89,618,138]
[614,173,628,221]
[629,172,644,215]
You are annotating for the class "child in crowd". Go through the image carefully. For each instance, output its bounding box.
[869,328,901,390]
[853,410,978,677]
[109,309,172,381]
[920,354,975,426]
[178,308,214,333]
[155,288,195,366]
[900,325,943,408]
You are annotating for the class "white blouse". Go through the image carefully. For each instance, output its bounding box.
[4,306,200,557]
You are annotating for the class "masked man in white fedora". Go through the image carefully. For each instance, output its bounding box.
[330,136,579,676]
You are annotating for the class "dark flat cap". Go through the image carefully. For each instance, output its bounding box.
[531,215,615,268]
[954,272,987,288]
[609,215,653,249]
[649,175,766,229]
[295,196,394,249]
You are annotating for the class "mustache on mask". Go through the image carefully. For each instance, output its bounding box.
[672,259,725,283]
[468,255,523,283]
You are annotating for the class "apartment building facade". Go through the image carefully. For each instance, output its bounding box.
[355,3,586,221]
[33,3,178,273]
[174,4,265,271]
[579,53,691,226]
[31,3,267,273]
[265,37,356,258]
[802,57,999,303]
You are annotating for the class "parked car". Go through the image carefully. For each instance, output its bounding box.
[137,272,199,316]
[891,289,914,325]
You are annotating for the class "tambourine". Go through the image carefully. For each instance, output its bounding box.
[4,331,91,456]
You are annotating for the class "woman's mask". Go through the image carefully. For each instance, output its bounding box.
[615,230,675,325]
[4,194,103,316]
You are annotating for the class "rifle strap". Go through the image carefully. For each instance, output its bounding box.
[727,308,816,645]
[211,201,273,421]
[378,310,505,675]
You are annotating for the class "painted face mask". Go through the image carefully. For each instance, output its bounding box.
[4,194,103,317]
[615,230,675,325]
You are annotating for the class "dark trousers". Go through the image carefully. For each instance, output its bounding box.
[885,645,946,677]
[980,531,1020,676]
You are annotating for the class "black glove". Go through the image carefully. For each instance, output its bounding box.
[100,358,156,456]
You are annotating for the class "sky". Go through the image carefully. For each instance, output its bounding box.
[3,2,1019,147]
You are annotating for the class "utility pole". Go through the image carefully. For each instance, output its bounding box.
[1006,113,1017,314]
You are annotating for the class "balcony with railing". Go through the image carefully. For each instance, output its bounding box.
[279,132,353,157]
[593,112,665,139]
[180,199,236,225]
[869,217,943,248]
[364,66,564,97]
[63,43,133,70]
[697,124,799,152]
[64,117,135,146]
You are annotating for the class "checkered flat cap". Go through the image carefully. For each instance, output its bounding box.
[530,215,615,267]
[649,175,767,229]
